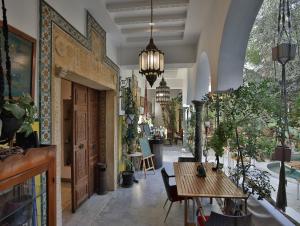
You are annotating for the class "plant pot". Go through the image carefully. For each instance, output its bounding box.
[0,116,23,142]
[121,170,134,187]
[271,145,291,162]
[16,131,40,150]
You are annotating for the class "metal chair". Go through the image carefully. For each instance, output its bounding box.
[203,211,252,226]
[161,168,187,222]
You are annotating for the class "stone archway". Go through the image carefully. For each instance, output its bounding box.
[217,0,263,91]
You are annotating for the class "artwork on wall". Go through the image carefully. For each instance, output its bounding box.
[0,22,36,97]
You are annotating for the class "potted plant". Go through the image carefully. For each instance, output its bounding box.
[0,94,38,144]
[121,85,139,187]
[208,122,227,171]
[121,155,134,187]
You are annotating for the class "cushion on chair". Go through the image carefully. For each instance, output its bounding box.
[198,216,210,226]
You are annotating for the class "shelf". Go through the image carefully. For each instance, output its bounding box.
[0,180,47,223]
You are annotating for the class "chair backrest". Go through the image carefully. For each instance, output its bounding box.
[205,212,252,226]
[161,168,172,201]
[139,138,152,157]
[178,157,196,162]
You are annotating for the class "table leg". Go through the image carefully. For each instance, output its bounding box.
[184,198,188,226]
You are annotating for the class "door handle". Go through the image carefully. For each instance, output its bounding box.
[79,144,84,149]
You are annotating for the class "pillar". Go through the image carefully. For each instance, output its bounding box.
[192,100,205,162]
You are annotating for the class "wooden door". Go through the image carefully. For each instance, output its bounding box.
[72,83,89,212]
[88,88,99,196]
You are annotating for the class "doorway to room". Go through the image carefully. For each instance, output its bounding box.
[60,79,103,214]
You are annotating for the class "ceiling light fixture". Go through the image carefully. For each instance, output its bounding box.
[139,0,164,87]
[156,76,170,105]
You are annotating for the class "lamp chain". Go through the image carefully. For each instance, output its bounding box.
[277,0,292,43]
[150,0,153,38]
[2,0,12,100]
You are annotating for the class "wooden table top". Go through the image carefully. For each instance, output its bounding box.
[173,162,248,199]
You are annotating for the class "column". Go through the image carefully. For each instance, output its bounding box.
[192,100,205,162]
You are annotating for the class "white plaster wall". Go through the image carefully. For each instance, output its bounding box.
[118,44,197,67]
[217,0,263,91]
[188,0,263,102]
[186,66,196,104]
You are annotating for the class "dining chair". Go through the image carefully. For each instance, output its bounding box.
[139,138,155,178]
[200,211,252,226]
[161,168,187,222]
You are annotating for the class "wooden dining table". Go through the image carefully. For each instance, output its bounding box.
[173,162,248,226]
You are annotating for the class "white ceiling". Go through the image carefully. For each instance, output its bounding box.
[104,0,206,48]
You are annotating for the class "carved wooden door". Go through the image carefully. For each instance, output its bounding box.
[88,88,99,196]
[72,83,89,212]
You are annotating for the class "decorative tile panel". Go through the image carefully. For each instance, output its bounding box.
[39,0,119,144]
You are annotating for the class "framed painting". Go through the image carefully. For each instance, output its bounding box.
[0,22,36,98]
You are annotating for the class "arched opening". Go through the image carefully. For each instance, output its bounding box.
[217,0,263,91]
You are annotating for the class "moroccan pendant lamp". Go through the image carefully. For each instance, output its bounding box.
[139,0,164,87]
[156,76,170,104]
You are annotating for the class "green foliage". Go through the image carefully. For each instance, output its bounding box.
[185,106,195,153]
[123,87,139,153]
[245,0,300,94]
[162,96,181,135]
[18,94,38,137]
[230,164,275,200]
[208,122,228,157]
[246,45,261,65]
[2,94,38,137]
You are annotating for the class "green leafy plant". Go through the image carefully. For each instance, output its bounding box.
[123,87,139,154]
[162,95,181,143]
[208,122,228,170]
[230,164,275,200]
[2,94,38,137]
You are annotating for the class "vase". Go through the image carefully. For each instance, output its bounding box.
[0,116,23,143]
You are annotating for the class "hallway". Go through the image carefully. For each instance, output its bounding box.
[63,145,218,226]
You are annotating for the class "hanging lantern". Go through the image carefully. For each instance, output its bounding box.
[139,0,164,87]
[156,77,170,104]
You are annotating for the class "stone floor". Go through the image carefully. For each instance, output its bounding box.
[62,145,219,226]
[61,182,71,211]
[62,145,300,225]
